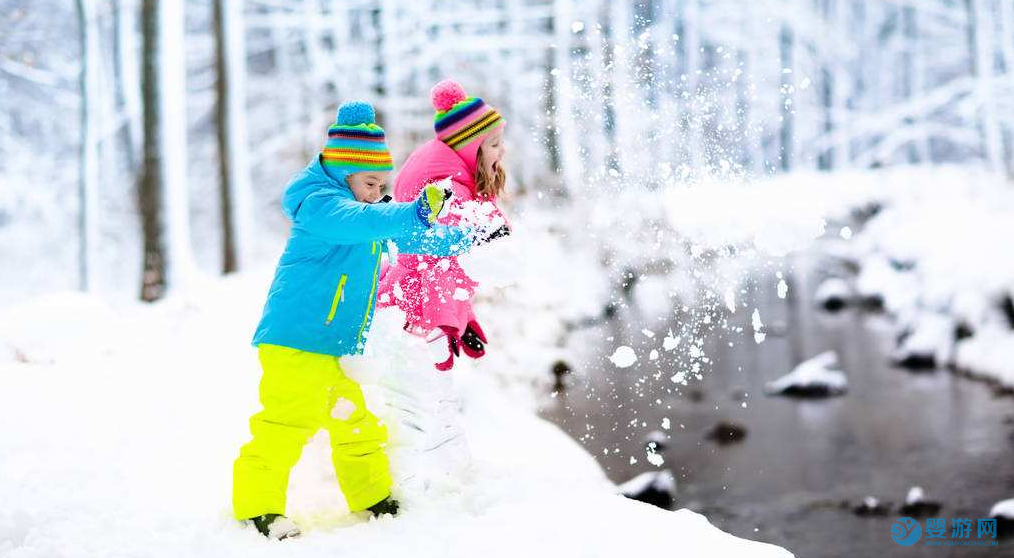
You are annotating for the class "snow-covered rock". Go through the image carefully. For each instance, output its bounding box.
[954,327,1014,389]
[899,486,941,517]
[765,351,848,397]
[852,496,890,517]
[854,257,918,312]
[814,277,852,312]
[619,470,677,510]
[988,498,1014,538]
[644,430,669,452]
[891,311,955,369]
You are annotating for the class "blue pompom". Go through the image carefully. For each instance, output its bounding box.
[336,101,376,126]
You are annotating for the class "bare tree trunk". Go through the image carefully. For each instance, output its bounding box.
[966,0,1003,175]
[139,0,165,301]
[779,23,794,172]
[214,0,253,273]
[551,0,583,194]
[113,0,140,172]
[681,0,703,170]
[609,0,638,179]
[76,0,100,292]
[904,4,930,163]
[999,0,1014,178]
[139,0,191,302]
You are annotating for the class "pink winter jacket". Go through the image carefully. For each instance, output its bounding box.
[377,139,508,336]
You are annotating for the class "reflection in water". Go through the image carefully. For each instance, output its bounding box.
[540,255,1014,558]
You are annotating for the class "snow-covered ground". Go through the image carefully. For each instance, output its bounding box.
[0,217,792,557]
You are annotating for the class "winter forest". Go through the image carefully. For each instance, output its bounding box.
[3,0,1014,556]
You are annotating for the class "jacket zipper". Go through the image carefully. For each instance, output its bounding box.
[325,273,348,325]
[356,242,383,346]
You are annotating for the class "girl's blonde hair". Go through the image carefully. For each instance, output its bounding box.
[475,144,506,199]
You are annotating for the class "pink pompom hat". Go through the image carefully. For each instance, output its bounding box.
[430,79,505,175]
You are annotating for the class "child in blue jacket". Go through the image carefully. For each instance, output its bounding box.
[233,101,470,539]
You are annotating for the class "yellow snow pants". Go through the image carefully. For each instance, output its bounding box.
[232,344,392,519]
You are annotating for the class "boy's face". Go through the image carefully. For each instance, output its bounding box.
[346,171,390,203]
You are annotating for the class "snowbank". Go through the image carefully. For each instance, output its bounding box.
[0,266,791,557]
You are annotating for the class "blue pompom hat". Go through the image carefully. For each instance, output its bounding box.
[321,101,394,177]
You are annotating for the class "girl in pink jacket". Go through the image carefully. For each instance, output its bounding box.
[377,80,510,370]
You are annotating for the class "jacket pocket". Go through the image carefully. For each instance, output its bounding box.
[325,274,348,326]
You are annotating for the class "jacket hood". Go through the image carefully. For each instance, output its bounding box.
[282,157,353,220]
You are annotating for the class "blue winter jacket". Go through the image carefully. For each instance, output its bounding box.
[251,157,473,356]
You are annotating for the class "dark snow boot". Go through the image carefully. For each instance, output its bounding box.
[367,496,400,517]
[464,318,486,359]
[434,325,461,371]
[248,513,301,540]
[460,320,487,359]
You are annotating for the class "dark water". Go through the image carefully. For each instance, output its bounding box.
[540,256,1014,557]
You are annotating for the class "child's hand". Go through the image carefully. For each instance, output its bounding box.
[416,183,453,224]
[472,223,511,246]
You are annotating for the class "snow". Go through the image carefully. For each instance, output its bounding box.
[954,327,1014,388]
[989,498,1014,519]
[765,351,848,396]
[646,448,665,467]
[776,279,788,299]
[617,470,675,498]
[891,311,955,368]
[905,486,925,505]
[0,238,791,558]
[751,309,765,344]
[662,335,679,351]
[608,346,638,368]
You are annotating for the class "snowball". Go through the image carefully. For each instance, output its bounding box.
[663,335,679,351]
[609,346,637,368]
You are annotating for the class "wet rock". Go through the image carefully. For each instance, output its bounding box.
[853,496,891,517]
[766,351,848,398]
[899,486,942,517]
[686,389,705,403]
[619,469,676,510]
[988,498,1014,537]
[993,384,1014,398]
[955,322,975,341]
[644,430,669,452]
[551,360,571,392]
[889,258,916,272]
[814,278,852,312]
[1003,294,1014,330]
[705,421,747,445]
[850,202,882,224]
[859,294,885,311]
[891,312,954,370]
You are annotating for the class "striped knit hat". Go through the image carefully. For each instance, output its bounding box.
[321,101,393,179]
[431,80,505,175]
